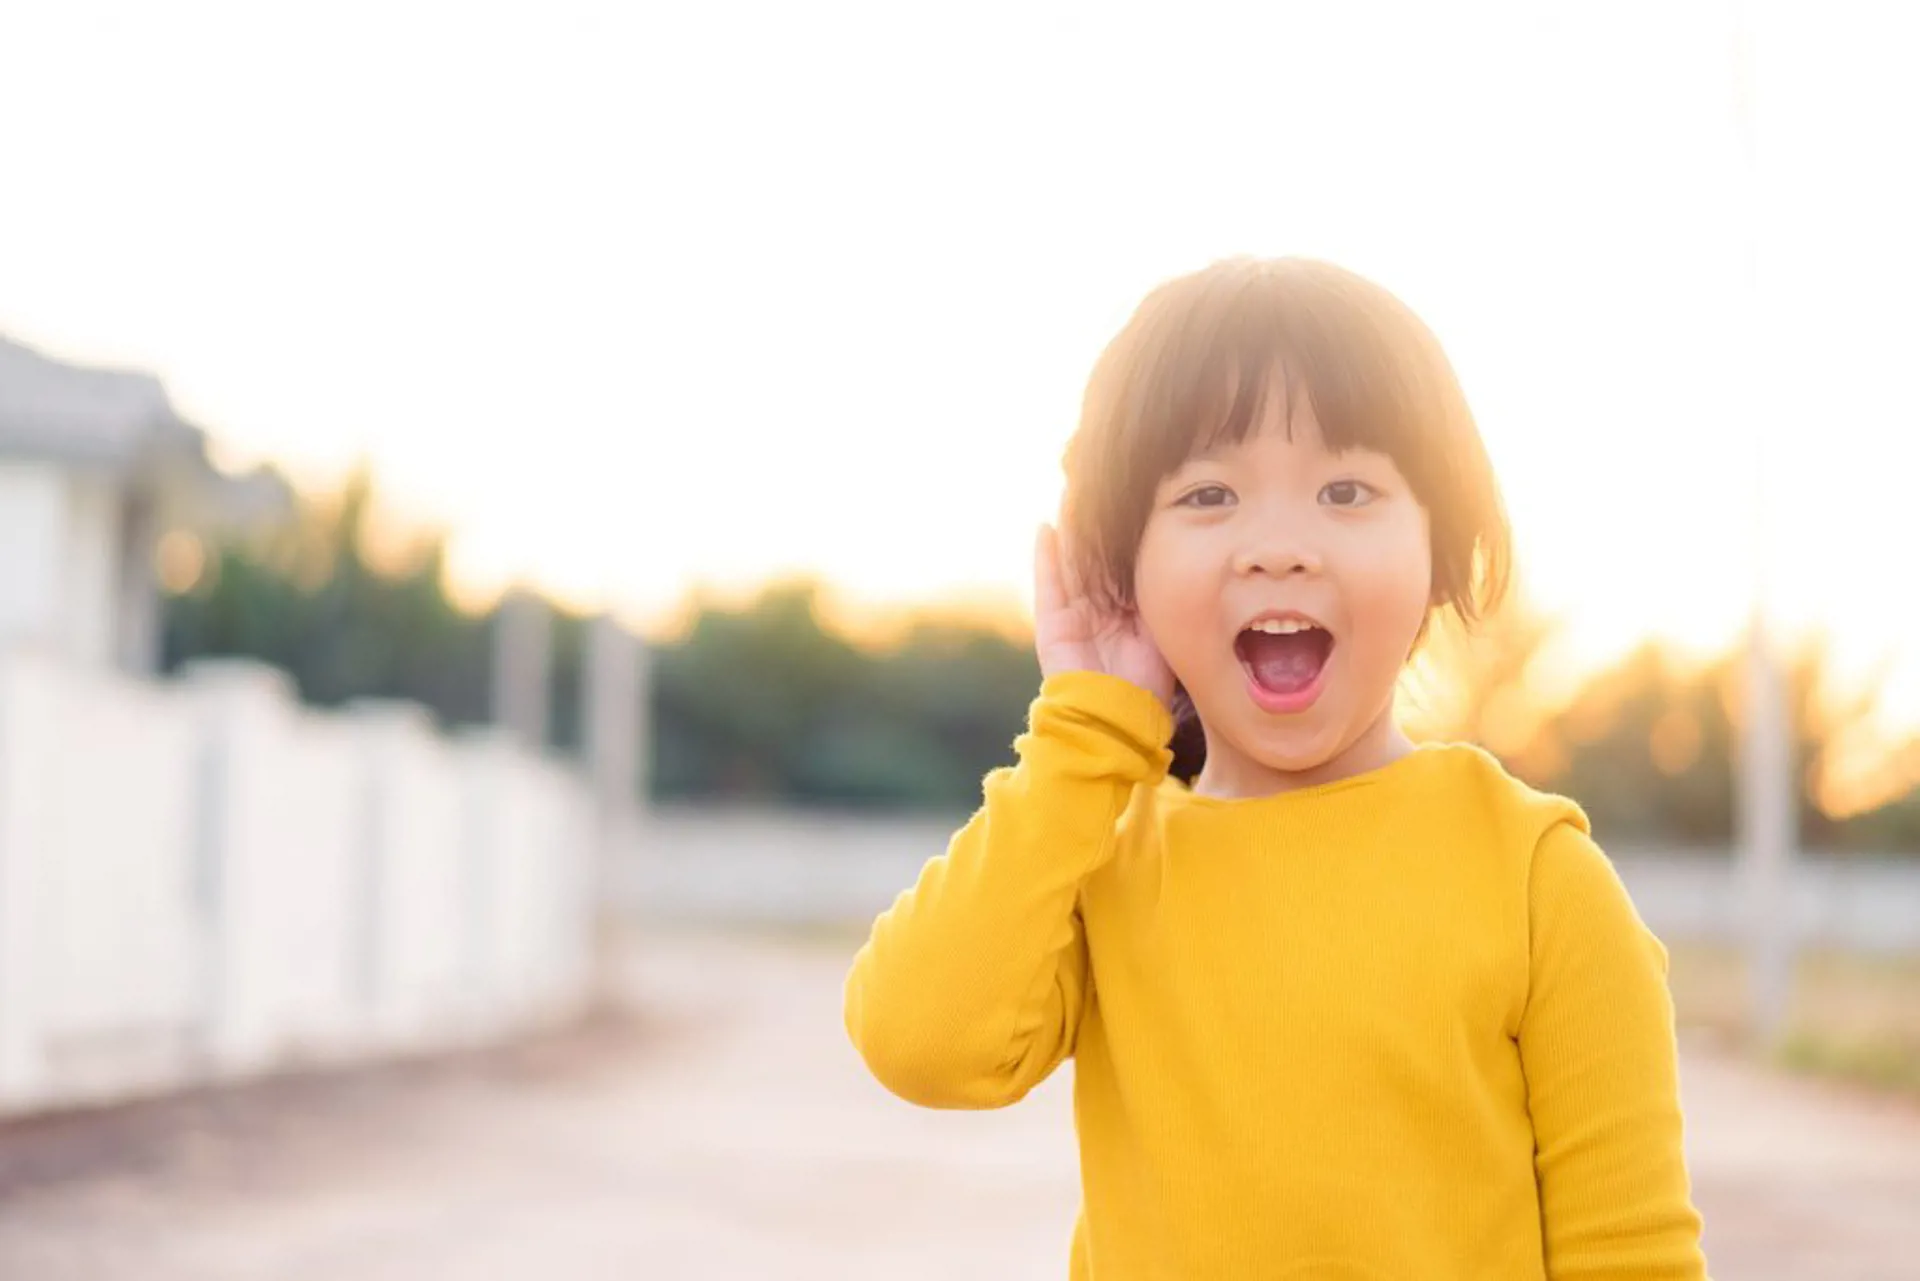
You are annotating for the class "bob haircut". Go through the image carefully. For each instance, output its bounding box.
[1058,257,1511,775]
[1062,255,1509,623]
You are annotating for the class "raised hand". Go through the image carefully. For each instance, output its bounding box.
[1032,523,1177,710]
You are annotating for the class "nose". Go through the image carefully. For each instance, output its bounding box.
[1230,510,1323,579]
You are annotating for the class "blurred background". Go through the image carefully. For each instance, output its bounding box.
[0,1,1916,1278]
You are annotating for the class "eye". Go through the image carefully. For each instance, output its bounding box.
[1319,479,1379,508]
[1175,484,1235,509]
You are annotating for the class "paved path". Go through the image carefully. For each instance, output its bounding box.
[0,930,1916,1279]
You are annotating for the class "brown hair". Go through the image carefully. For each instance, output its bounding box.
[1062,255,1509,621]
[1059,257,1511,775]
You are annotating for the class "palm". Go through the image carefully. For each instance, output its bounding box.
[1033,524,1177,709]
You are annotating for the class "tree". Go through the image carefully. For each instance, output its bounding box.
[162,465,493,729]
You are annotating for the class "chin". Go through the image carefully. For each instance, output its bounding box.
[1250,737,1344,775]
[1226,716,1348,776]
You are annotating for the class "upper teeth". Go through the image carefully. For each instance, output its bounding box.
[1247,619,1315,634]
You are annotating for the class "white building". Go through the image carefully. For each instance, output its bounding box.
[0,334,287,672]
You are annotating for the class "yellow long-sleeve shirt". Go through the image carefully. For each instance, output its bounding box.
[845,671,1709,1279]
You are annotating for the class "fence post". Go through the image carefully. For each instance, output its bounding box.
[581,613,647,1000]
[490,586,553,753]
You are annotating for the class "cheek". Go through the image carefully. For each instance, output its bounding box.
[1348,517,1434,650]
[1131,525,1213,658]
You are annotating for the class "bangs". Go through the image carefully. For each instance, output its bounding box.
[1064,256,1504,622]
[1123,261,1444,499]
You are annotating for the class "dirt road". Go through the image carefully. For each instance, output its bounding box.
[0,930,1915,1279]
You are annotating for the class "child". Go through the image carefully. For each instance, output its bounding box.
[844,256,1710,1278]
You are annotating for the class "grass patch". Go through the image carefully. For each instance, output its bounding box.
[1667,942,1920,1100]
[1775,1034,1920,1096]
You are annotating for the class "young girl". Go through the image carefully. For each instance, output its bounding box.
[844,257,1710,1278]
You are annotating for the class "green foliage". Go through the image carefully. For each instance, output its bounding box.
[648,583,1040,809]
[1552,646,1739,847]
[163,469,494,725]
[1409,606,1918,853]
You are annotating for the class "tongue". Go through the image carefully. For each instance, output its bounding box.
[1240,631,1329,694]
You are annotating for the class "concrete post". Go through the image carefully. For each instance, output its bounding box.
[580,614,648,994]
[583,614,643,820]
[1729,0,1799,1051]
[114,489,162,676]
[1740,619,1798,1049]
[489,586,552,753]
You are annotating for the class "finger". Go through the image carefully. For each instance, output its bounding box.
[1033,522,1068,618]
[1052,518,1088,605]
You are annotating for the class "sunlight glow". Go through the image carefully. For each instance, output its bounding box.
[3,2,1915,752]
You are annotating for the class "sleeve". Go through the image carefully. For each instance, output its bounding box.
[1518,820,1711,1279]
[842,670,1172,1110]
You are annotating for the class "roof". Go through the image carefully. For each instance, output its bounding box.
[0,332,293,530]
[0,333,200,469]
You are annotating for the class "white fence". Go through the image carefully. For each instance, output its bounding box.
[0,651,597,1118]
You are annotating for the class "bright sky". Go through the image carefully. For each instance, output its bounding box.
[2,2,1916,721]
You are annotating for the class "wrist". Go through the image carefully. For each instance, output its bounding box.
[1035,671,1177,756]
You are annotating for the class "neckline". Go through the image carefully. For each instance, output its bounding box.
[1157,739,1454,809]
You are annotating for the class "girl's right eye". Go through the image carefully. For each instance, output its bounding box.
[1175,485,1234,509]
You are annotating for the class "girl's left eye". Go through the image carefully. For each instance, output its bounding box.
[1319,480,1379,508]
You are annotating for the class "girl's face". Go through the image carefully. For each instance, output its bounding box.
[1133,390,1434,797]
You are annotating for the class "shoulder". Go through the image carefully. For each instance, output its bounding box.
[1414,747,1649,952]
[1405,746,1640,1024]
[1408,740,1594,866]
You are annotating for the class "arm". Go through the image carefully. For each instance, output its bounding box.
[1519,821,1711,1279]
[842,670,1171,1109]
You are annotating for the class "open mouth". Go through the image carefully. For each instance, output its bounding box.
[1234,616,1334,712]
